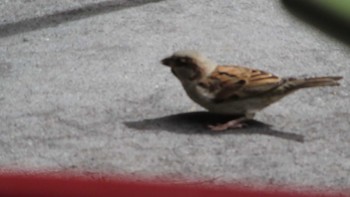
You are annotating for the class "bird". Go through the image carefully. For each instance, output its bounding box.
[161,50,343,131]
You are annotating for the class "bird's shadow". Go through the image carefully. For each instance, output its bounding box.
[124,112,304,142]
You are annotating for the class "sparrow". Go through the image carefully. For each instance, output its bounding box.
[161,50,343,131]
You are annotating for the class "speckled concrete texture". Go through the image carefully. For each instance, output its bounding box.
[0,0,349,194]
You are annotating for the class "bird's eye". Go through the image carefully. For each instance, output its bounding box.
[179,58,187,63]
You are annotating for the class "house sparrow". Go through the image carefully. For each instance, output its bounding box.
[161,50,343,131]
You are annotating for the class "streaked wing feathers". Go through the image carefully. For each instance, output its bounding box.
[201,65,282,102]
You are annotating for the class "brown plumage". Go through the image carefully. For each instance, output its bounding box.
[161,50,342,131]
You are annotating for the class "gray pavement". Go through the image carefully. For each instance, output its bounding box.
[0,0,350,193]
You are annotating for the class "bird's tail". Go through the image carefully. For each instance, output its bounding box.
[289,76,343,88]
[278,76,343,92]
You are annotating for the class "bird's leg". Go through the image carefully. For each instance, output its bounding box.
[208,113,255,131]
[208,117,248,131]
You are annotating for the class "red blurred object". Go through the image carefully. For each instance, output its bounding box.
[0,173,346,197]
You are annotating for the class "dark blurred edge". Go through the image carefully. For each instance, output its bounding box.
[282,0,350,46]
[0,0,164,38]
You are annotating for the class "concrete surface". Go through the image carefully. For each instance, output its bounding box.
[0,0,350,193]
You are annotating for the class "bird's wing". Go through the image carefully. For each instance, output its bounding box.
[198,65,283,102]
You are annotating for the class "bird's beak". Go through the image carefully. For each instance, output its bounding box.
[161,57,173,67]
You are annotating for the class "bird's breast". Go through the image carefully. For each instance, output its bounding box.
[181,83,244,114]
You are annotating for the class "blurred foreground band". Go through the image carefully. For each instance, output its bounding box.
[0,172,346,197]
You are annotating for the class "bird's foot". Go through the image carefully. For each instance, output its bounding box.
[208,117,248,131]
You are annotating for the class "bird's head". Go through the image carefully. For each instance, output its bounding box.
[161,50,217,83]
